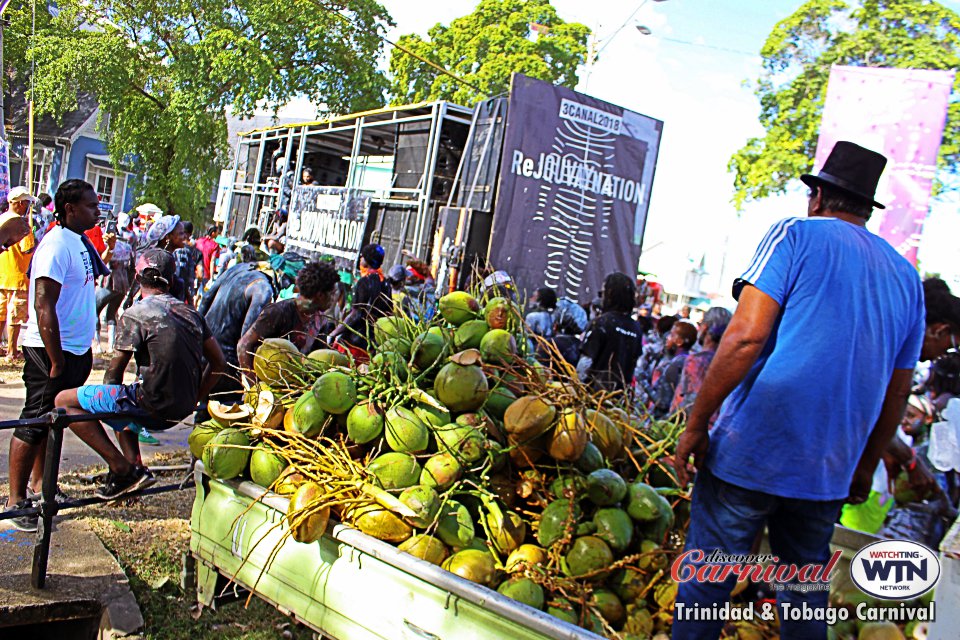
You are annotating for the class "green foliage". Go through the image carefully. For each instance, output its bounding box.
[6,0,391,219]
[729,0,960,210]
[388,0,590,106]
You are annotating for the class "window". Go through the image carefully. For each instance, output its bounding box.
[85,158,126,213]
[94,174,115,202]
[11,145,54,194]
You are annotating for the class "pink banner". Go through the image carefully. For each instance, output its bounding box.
[814,66,954,265]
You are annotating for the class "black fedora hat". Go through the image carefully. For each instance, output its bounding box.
[800,141,887,209]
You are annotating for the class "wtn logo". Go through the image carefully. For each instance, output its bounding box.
[860,559,927,583]
[851,541,940,600]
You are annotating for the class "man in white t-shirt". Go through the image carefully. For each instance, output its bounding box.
[5,179,102,531]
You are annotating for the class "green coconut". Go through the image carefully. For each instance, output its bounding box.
[587,469,628,506]
[438,291,481,326]
[483,385,516,420]
[398,534,449,565]
[576,442,605,473]
[249,447,288,489]
[367,452,422,490]
[550,475,587,500]
[626,482,670,522]
[537,499,583,548]
[593,508,634,553]
[311,370,357,415]
[546,598,578,625]
[434,422,485,462]
[436,500,475,548]
[591,589,625,627]
[504,396,557,442]
[484,505,527,555]
[454,319,489,350]
[201,428,251,480]
[288,391,329,438]
[434,362,489,412]
[420,453,462,490]
[373,316,404,345]
[479,329,517,364]
[585,408,624,460]
[441,549,496,585]
[384,406,430,453]
[411,331,447,370]
[307,348,350,371]
[346,401,384,444]
[380,336,413,358]
[637,539,667,571]
[188,421,222,459]
[352,504,413,543]
[563,536,614,578]
[399,485,441,528]
[252,338,299,387]
[497,577,545,610]
[413,402,451,429]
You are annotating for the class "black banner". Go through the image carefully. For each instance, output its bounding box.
[286,186,371,270]
[489,74,663,303]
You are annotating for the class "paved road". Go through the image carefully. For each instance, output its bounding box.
[0,360,193,483]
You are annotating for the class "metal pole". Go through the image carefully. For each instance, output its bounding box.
[0,18,6,141]
[246,130,267,230]
[414,103,444,260]
[32,412,65,589]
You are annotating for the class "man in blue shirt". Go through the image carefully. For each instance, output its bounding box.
[672,142,925,640]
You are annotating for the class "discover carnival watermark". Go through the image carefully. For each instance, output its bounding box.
[671,539,941,625]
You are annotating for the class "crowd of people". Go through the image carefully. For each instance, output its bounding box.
[0,179,441,531]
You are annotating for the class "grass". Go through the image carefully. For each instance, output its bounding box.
[61,453,312,640]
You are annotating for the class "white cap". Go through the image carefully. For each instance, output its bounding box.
[135,202,163,217]
[7,186,35,203]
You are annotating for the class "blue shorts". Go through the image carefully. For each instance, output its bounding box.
[76,384,169,432]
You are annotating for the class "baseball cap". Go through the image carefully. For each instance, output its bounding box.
[136,248,176,285]
[8,186,36,203]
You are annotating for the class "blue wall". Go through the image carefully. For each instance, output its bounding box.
[65,135,135,211]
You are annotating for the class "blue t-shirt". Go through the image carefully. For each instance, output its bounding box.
[706,217,924,501]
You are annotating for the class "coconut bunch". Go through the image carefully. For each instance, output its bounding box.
[188,287,775,639]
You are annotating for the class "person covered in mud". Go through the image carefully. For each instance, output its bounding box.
[55,249,225,500]
[238,261,340,381]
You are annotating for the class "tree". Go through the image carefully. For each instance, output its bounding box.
[729,0,960,210]
[5,0,392,218]
[388,0,590,106]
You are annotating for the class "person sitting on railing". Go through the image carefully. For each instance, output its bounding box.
[54,249,226,500]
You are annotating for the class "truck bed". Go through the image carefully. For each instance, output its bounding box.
[189,463,603,640]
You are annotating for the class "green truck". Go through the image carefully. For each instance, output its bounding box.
[189,462,603,639]
[189,461,889,639]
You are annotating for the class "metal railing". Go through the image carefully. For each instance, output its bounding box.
[0,409,192,588]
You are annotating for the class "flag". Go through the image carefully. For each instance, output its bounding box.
[815,66,954,265]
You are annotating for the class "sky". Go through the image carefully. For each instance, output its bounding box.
[275,0,960,301]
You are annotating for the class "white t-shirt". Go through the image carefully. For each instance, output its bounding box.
[21,226,97,355]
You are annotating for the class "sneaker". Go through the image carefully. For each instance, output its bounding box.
[137,426,161,445]
[27,487,72,505]
[96,465,156,500]
[6,499,38,532]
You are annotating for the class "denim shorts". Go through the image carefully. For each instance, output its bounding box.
[76,384,169,432]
